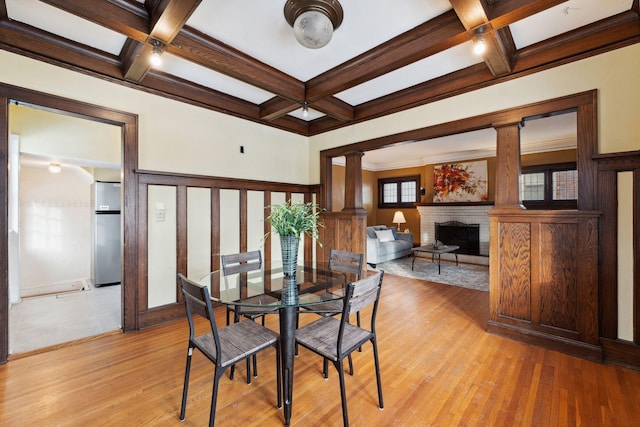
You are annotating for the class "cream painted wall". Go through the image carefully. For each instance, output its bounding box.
[1,51,310,184]
[618,172,634,341]
[147,185,177,308]
[186,187,211,283]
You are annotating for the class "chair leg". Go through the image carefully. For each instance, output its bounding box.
[246,358,252,384]
[357,312,362,352]
[209,366,226,427]
[371,338,384,409]
[252,355,258,378]
[323,358,329,379]
[335,358,350,427]
[347,354,354,376]
[180,346,194,421]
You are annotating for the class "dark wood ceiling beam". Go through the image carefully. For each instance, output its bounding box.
[260,94,354,122]
[38,0,149,42]
[143,71,257,117]
[311,97,354,121]
[486,0,568,29]
[0,20,123,77]
[450,0,514,77]
[42,0,304,101]
[0,0,8,20]
[305,10,467,101]
[259,97,300,121]
[171,27,305,100]
[147,0,202,42]
[122,0,201,82]
[308,11,640,135]
[307,0,567,101]
[143,71,309,135]
[513,11,640,71]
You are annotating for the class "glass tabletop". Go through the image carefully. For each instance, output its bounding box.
[198,263,348,308]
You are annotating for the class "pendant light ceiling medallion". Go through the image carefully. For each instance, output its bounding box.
[284,0,344,49]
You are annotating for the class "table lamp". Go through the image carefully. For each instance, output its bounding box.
[392,211,406,231]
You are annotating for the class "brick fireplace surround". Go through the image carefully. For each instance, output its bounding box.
[416,204,492,265]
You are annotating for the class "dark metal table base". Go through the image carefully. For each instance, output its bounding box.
[412,246,459,274]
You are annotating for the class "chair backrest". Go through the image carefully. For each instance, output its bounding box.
[178,273,221,354]
[221,250,262,276]
[344,270,383,317]
[329,249,364,282]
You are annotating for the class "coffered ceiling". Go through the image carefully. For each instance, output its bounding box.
[1,0,637,141]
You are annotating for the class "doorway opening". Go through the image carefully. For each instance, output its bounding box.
[8,102,123,355]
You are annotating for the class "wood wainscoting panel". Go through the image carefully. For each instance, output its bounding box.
[318,210,367,265]
[497,221,531,321]
[539,222,578,333]
[488,210,602,362]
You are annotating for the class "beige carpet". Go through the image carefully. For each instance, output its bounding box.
[371,255,489,292]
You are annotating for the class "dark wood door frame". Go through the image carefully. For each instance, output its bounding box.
[0,83,139,363]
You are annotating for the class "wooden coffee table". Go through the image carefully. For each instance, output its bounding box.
[412,244,460,274]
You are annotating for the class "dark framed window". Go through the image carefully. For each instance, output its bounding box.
[520,162,577,209]
[378,175,419,208]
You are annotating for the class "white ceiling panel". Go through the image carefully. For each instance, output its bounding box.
[185,0,452,81]
[337,42,483,105]
[6,0,127,56]
[510,0,633,49]
[159,54,275,104]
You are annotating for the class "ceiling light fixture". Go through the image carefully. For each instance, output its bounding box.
[473,28,486,55]
[302,102,309,118]
[150,39,164,66]
[48,163,62,174]
[284,0,343,49]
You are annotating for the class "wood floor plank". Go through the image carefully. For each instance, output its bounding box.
[2,273,640,426]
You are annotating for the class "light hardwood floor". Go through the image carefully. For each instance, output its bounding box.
[2,273,639,426]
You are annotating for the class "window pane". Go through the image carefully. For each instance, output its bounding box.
[520,172,545,200]
[400,181,416,203]
[382,183,397,203]
[552,169,578,200]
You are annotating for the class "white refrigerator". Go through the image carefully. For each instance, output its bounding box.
[92,181,121,287]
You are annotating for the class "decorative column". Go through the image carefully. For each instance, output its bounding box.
[343,150,365,213]
[493,120,525,211]
[318,150,367,264]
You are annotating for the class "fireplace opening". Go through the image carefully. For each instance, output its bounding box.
[435,221,480,256]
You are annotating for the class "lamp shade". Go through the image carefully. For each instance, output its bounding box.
[392,211,406,225]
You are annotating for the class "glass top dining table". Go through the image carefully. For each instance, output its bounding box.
[199,263,348,309]
[198,263,350,427]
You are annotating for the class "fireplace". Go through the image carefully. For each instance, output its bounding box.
[435,221,480,256]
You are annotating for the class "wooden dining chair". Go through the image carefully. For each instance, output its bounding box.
[295,270,385,427]
[178,273,281,427]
